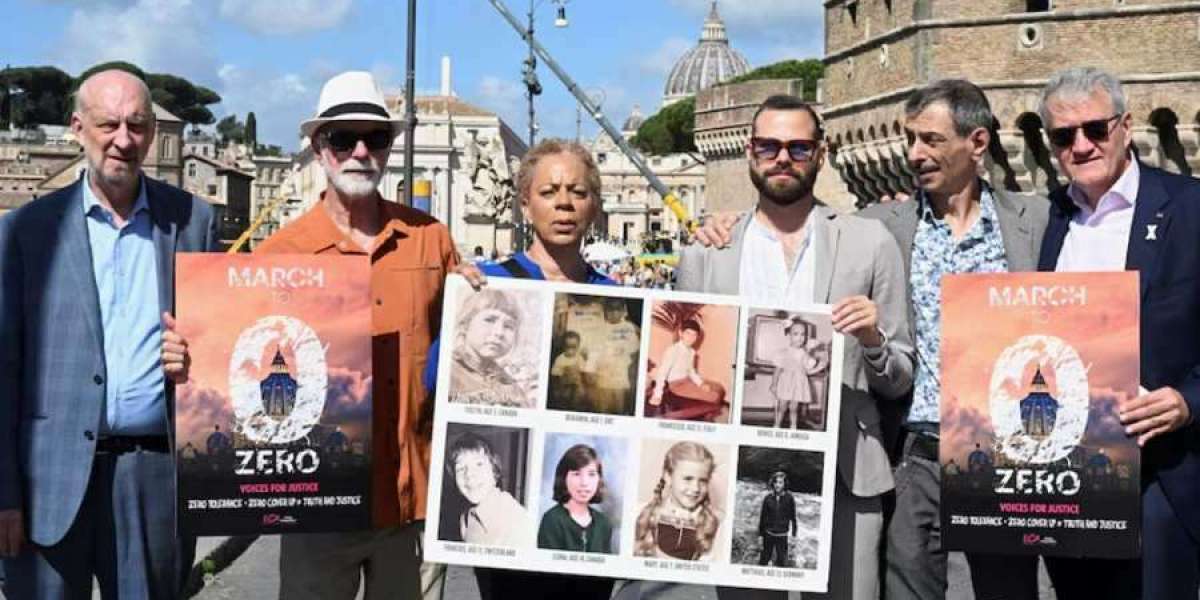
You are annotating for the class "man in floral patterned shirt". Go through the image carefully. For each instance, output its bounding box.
[858,79,1049,600]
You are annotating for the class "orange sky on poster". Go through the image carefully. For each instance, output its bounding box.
[940,272,1139,462]
[174,254,372,446]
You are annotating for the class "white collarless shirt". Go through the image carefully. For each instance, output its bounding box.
[1056,159,1140,272]
[738,213,817,305]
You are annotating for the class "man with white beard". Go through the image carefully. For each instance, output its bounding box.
[253,71,460,600]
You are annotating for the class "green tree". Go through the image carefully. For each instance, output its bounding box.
[631,59,827,155]
[254,143,284,157]
[245,112,258,149]
[726,59,825,101]
[216,114,245,145]
[0,66,74,127]
[631,97,696,156]
[145,73,218,125]
[76,61,147,86]
[72,62,220,125]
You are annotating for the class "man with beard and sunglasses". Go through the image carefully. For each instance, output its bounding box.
[675,94,915,600]
[1035,66,1200,600]
[246,71,459,600]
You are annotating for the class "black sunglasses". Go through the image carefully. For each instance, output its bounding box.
[749,137,820,162]
[321,128,393,153]
[1046,114,1121,148]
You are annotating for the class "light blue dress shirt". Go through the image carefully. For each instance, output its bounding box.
[83,174,166,435]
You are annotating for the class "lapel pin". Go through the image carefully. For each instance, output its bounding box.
[1146,224,1158,241]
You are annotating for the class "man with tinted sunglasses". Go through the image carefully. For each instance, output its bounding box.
[234,71,458,600]
[677,94,916,600]
[1036,66,1200,600]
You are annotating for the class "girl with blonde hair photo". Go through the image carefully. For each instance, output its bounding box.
[634,441,723,561]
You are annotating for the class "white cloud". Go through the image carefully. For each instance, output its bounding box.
[55,0,216,79]
[476,74,526,126]
[215,64,316,149]
[218,0,353,35]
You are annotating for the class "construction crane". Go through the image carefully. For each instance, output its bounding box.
[227,192,291,253]
[487,0,694,232]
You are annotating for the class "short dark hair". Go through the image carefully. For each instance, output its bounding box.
[770,470,787,487]
[904,79,993,138]
[552,444,606,504]
[447,431,504,491]
[563,330,581,344]
[603,298,626,312]
[681,319,702,334]
[751,94,825,140]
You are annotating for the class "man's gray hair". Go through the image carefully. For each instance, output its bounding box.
[1038,67,1127,127]
[904,79,994,138]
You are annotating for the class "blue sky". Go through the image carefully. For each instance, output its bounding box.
[2,0,823,150]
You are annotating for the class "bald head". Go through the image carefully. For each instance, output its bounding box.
[74,69,153,116]
[70,69,157,207]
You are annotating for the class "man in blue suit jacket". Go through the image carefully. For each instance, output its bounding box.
[1036,67,1200,600]
[0,69,216,598]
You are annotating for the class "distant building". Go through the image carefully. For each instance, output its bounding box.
[182,152,253,248]
[184,128,218,159]
[245,154,293,246]
[662,2,750,108]
[143,103,184,187]
[260,348,298,418]
[590,106,706,248]
[0,139,81,214]
[1019,367,1059,439]
[821,0,1200,205]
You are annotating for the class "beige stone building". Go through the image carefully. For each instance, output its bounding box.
[822,0,1200,205]
[182,152,253,248]
[592,108,707,248]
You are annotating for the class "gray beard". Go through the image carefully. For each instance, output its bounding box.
[321,156,383,199]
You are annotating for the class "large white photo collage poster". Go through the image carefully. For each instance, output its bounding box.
[424,275,844,592]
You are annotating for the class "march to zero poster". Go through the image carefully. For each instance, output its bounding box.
[174,254,372,535]
[940,271,1140,558]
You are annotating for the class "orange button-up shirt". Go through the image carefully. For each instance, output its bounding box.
[255,195,460,527]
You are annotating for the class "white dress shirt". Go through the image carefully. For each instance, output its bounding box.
[738,213,816,305]
[1056,160,1140,272]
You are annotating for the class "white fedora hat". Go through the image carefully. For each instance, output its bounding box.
[300,71,403,138]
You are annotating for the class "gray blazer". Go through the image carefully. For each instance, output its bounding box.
[0,176,217,545]
[857,188,1049,280]
[857,188,1049,453]
[676,204,916,497]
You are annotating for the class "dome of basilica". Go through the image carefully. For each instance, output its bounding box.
[662,2,750,107]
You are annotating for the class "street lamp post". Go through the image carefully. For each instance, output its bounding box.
[576,88,605,142]
[515,0,568,251]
